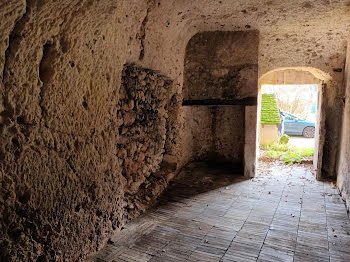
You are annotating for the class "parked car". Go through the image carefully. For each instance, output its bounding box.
[280,111,315,138]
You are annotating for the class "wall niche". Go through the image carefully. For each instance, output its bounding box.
[182,31,259,171]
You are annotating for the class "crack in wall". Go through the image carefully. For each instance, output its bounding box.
[138,0,157,61]
[138,8,149,61]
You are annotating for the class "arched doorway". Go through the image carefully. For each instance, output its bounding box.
[257,67,333,180]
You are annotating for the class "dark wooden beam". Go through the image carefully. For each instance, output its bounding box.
[182,97,257,106]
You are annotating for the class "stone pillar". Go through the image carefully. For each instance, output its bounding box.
[244,105,257,178]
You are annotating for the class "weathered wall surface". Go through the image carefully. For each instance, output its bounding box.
[0,1,179,261]
[213,106,245,164]
[1,0,350,261]
[180,107,213,163]
[337,39,350,211]
[0,0,26,116]
[117,65,176,218]
[180,106,245,166]
[183,31,258,100]
[181,31,256,171]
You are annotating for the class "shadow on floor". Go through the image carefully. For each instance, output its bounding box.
[157,161,248,206]
[90,161,350,262]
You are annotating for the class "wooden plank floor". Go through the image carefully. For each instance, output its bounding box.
[88,162,350,262]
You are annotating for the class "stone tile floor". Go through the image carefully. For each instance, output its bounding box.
[89,161,350,262]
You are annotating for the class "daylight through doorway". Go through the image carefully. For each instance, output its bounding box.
[258,84,318,168]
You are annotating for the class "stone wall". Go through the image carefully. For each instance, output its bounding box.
[181,106,245,166]
[337,39,350,211]
[183,31,259,100]
[181,107,213,162]
[117,65,175,219]
[1,0,350,261]
[213,106,245,165]
[0,60,176,261]
[0,1,180,260]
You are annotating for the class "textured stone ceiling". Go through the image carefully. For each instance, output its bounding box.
[144,0,350,79]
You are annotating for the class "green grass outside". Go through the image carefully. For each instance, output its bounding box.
[261,143,314,164]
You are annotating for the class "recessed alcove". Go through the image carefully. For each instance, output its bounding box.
[182,30,259,175]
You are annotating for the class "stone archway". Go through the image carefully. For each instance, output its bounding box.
[258,67,333,180]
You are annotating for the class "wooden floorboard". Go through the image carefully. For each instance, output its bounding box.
[88,162,350,262]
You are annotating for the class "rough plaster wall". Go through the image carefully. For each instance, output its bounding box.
[183,31,258,100]
[321,78,344,179]
[0,0,26,77]
[180,106,245,166]
[337,39,350,211]
[180,107,213,163]
[213,106,245,164]
[144,0,350,76]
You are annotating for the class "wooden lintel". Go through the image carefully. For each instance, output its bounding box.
[182,97,257,106]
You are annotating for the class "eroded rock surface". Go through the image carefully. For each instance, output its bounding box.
[1,0,350,261]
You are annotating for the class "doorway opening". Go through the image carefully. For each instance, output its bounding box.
[259,84,318,166]
[256,67,332,180]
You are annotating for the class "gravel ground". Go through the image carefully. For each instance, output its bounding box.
[289,136,315,148]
